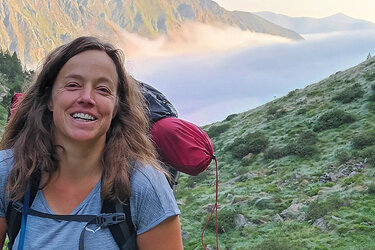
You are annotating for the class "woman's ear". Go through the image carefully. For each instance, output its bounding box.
[112,101,118,119]
[48,99,53,111]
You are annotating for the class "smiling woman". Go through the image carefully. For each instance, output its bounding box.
[0,36,182,250]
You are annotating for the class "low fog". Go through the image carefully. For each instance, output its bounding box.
[120,23,375,126]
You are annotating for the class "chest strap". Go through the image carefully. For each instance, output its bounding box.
[13,201,126,250]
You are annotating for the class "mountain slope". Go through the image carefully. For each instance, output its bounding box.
[0,0,302,65]
[255,12,375,34]
[177,56,375,249]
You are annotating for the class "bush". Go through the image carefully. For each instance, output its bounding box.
[364,71,375,81]
[231,131,269,159]
[264,146,288,159]
[297,130,318,145]
[264,130,318,159]
[313,109,355,132]
[266,104,286,119]
[358,146,375,166]
[368,182,375,194]
[206,123,230,138]
[352,130,375,149]
[225,113,237,121]
[332,83,364,103]
[307,195,348,221]
[336,151,351,165]
[294,144,319,157]
[206,208,236,234]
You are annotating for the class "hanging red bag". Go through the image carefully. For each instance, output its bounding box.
[151,117,214,176]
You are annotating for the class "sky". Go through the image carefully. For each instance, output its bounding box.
[214,0,375,23]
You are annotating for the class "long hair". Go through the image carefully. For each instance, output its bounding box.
[1,36,161,202]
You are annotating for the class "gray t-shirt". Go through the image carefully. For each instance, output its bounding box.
[0,149,180,249]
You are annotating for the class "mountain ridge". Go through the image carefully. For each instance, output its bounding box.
[255,11,375,34]
[0,0,303,65]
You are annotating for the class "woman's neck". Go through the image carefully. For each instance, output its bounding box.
[54,139,105,181]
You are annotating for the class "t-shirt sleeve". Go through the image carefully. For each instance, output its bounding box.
[0,149,14,218]
[130,165,180,235]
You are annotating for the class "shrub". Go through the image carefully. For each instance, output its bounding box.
[266,104,286,119]
[206,123,230,138]
[313,109,355,132]
[336,151,351,165]
[231,131,269,159]
[297,130,318,145]
[364,71,375,81]
[352,130,375,149]
[264,146,288,159]
[287,130,319,157]
[367,92,375,102]
[332,83,364,103]
[206,208,236,234]
[358,146,375,166]
[307,195,348,221]
[368,182,375,194]
[294,144,319,157]
[225,113,237,121]
[264,130,318,159]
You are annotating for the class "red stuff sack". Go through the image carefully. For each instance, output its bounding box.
[8,93,24,121]
[151,117,214,176]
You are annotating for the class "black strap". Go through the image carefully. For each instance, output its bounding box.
[6,170,41,250]
[102,199,137,250]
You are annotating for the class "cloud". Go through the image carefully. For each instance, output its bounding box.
[128,28,375,126]
[115,21,291,59]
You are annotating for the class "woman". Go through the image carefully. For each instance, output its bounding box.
[0,36,182,249]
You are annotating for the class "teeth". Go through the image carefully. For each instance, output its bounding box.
[72,113,95,121]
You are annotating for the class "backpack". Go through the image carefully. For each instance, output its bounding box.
[5,79,216,249]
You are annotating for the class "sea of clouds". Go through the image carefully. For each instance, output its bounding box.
[121,23,375,126]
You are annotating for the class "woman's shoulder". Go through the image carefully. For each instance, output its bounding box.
[0,149,14,178]
[130,163,166,185]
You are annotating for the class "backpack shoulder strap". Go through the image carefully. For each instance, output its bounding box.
[6,170,41,250]
[102,198,138,250]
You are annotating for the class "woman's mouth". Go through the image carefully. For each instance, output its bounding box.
[71,113,97,121]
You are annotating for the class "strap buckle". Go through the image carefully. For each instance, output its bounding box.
[13,201,24,212]
[96,213,125,227]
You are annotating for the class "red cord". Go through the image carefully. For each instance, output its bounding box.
[201,156,219,250]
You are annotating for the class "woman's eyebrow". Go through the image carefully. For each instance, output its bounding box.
[63,74,116,87]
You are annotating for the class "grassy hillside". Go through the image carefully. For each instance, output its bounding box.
[177,56,375,249]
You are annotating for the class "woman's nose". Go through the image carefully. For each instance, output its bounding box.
[77,88,95,106]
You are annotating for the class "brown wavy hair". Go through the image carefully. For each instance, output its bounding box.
[1,36,161,202]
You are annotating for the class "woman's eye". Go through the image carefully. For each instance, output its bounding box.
[98,87,111,94]
[65,82,79,88]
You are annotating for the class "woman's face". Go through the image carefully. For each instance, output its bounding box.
[49,50,118,146]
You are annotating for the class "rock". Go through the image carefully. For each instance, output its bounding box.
[271,214,284,223]
[331,215,340,221]
[181,231,189,240]
[313,218,326,231]
[235,214,248,229]
[226,193,234,201]
[254,197,273,208]
[235,214,256,229]
[206,245,214,250]
[243,153,253,159]
[280,203,306,221]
